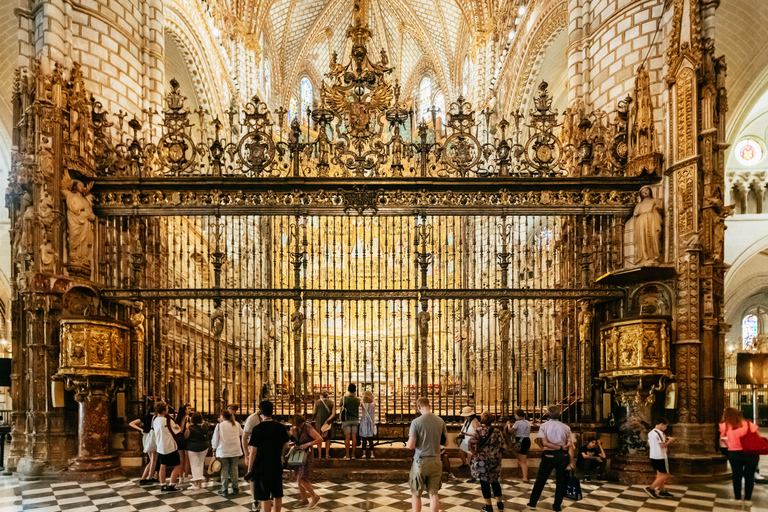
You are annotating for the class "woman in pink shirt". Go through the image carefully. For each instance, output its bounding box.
[719,407,759,502]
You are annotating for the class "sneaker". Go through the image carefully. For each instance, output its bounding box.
[344,456,351,461]
[497,503,504,510]
[218,490,228,497]
[139,479,150,485]
[166,485,177,492]
[447,473,458,481]
[526,504,536,510]
[370,453,375,459]
[160,485,168,492]
[644,487,658,499]
[361,454,367,459]
[658,491,673,498]
[308,496,321,509]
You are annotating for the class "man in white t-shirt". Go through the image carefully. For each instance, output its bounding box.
[645,418,676,499]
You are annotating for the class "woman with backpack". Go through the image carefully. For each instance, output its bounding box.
[720,407,761,504]
[211,409,244,497]
[184,411,210,489]
[469,411,505,512]
[152,401,183,492]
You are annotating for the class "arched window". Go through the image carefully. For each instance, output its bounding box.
[743,314,759,350]
[434,92,445,120]
[288,96,298,123]
[462,57,472,98]
[419,76,432,121]
[300,77,313,125]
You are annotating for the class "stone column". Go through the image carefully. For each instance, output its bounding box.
[64,378,120,476]
[664,0,728,478]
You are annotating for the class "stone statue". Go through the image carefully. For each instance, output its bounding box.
[418,307,430,341]
[498,301,512,343]
[61,171,95,270]
[578,302,593,343]
[291,305,304,339]
[130,301,145,344]
[631,185,663,266]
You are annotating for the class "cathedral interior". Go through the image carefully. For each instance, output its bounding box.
[0,0,767,486]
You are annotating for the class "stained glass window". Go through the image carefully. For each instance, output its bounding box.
[743,314,758,350]
[419,76,431,121]
[434,92,445,120]
[288,96,298,123]
[300,77,312,126]
[735,138,763,166]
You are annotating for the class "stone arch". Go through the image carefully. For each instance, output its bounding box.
[499,0,568,116]
[164,5,234,123]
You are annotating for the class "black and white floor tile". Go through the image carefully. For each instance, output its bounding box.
[1,471,766,512]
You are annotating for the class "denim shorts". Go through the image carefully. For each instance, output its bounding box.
[342,421,359,435]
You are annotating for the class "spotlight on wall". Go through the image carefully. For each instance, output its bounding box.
[518,5,526,16]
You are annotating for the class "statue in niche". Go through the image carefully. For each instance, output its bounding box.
[578,302,593,343]
[61,171,95,270]
[131,301,146,344]
[637,285,669,315]
[632,65,655,156]
[498,301,512,343]
[630,186,664,266]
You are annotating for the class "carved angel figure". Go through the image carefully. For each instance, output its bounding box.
[418,308,430,340]
[131,301,146,344]
[498,302,512,343]
[291,308,304,339]
[631,186,663,266]
[578,302,593,343]
[61,171,95,269]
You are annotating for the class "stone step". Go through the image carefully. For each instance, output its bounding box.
[314,457,411,469]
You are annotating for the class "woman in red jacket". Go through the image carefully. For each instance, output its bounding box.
[719,407,760,503]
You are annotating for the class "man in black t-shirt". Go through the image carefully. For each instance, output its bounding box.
[577,437,607,481]
[246,400,289,512]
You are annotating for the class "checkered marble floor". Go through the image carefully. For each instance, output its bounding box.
[1,473,766,512]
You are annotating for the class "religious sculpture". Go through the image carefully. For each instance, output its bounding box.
[291,306,304,339]
[630,185,664,266]
[632,65,654,156]
[418,305,430,341]
[61,171,95,272]
[130,302,145,344]
[578,302,593,343]
[498,301,512,343]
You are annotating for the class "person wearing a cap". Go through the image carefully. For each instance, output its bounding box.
[458,406,481,478]
[526,405,575,512]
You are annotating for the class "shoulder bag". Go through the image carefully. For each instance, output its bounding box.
[319,400,333,433]
[287,425,309,466]
[364,403,378,436]
[741,422,768,456]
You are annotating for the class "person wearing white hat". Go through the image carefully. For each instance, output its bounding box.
[458,406,480,479]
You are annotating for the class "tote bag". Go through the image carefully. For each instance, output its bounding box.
[741,423,768,456]
[565,471,583,501]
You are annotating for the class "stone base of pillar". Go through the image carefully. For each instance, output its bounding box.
[669,454,729,481]
[612,454,656,485]
[16,457,47,480]
[62,454,122,481]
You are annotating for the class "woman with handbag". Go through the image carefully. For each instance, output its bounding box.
[313,392,335,459]
[175,403,192,483]
[505,409,531,482]
[458,406,480,477]
[469,411,505,512]
[211,409,244,497]
[359,390,377,459]
[290,414,323,509]
[720,407,761,503]
[184,411,210,489]
[129,401,158,485]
